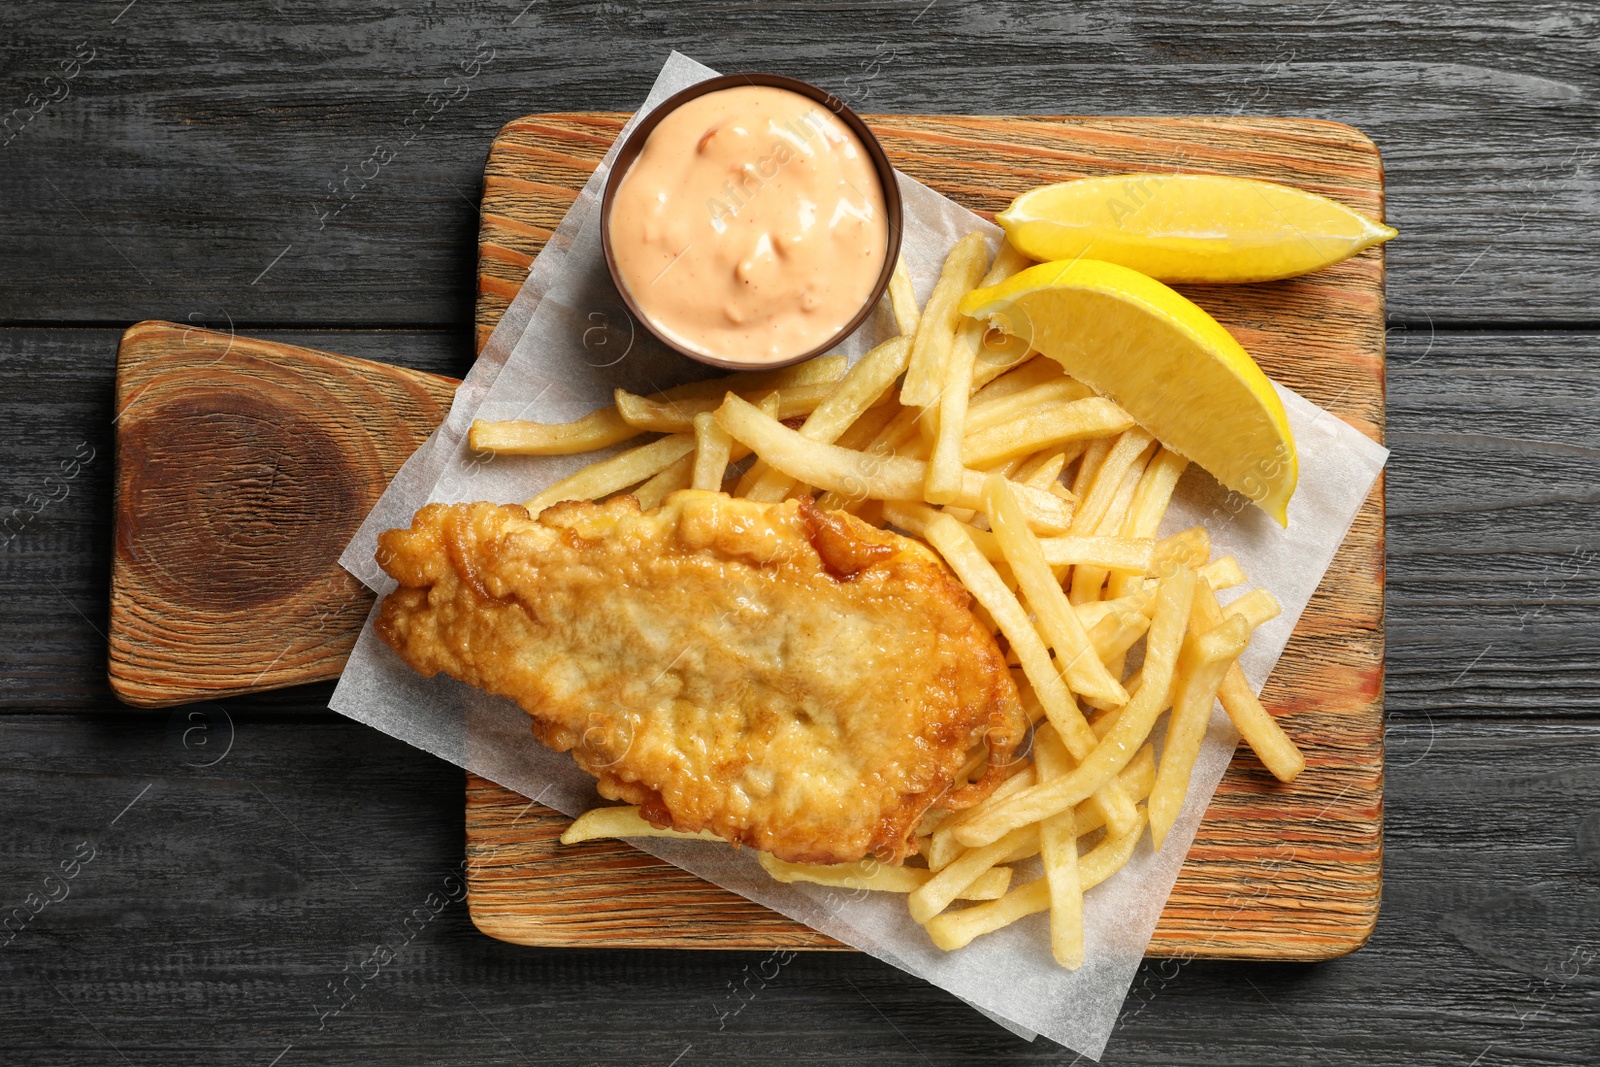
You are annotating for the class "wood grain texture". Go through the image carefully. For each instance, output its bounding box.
[464,113,1388,960]
[2,712,1594,1067]
[9,326,1588,719]
[0,327,471,709]
[2,2,1596,324]
[1,3,1597,1063]
[1384,329,1600,722]
[106,322,457,707]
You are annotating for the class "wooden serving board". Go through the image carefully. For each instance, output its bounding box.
[464,114,1388,960]
[108,322,457,707]
[104,112,1387,959]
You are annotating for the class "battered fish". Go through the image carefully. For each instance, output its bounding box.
[375,490,1025,865]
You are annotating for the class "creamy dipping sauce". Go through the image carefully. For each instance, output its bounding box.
[608,85,889,364]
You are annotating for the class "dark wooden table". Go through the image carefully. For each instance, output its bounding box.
[3,3,1596,1064]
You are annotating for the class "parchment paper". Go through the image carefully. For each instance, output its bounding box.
[332,52,1388,1060]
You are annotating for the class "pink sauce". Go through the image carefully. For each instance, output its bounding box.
[609,85,889,364]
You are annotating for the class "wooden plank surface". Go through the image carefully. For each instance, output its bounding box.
[2,711,1593,1066]
[4,3,1598,1063]
[8,326,1592,719]
[2,3,1596,324]
[106,323,457,706]
[0,327,469,709]
[463,112,1387,959]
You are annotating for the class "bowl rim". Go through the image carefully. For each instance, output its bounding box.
[599,71,905,373]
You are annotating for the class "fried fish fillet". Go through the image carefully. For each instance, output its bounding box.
[375,490,1025,865]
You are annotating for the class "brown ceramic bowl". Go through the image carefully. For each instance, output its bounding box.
[600,72,904,372]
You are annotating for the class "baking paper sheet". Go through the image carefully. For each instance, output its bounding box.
[333,52,1388,1060]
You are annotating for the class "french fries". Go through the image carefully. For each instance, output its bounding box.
[1226,587,1283,631]
[523,229,1306,973]
[1018,450,1069,489]
[1070,440,1157,603]
[759,853,1011,900]
[471,355,847,456]
[889,256,921,337]
[995,743,1156,857]
[921,511,1139,838]
[1078,805,1148,889]
[927,244,1032,503]
[1122,448,1190,539]
[616,381,837,433]
[714,394,1074,534]
[1071,437,1112,501]
[469,406,637,456]
[1100,448,1189,600]
[1148,614,1249,849]
[985,476,1126,706]
[908,825,1033,924]
[1219,668,1305,782]
[882,501,1152,572]
[1074,589,1156,633]
[901,232,990,408]
[525,434,696,514]
[1086,605,1153,665]
[691,412,732,492]
[1193,580,1305,782]
[739,335,912,501]
[924,875,1046,951]
[635,391,778,508]
[968,331,1040,392]
[1033,727,1085,968]
[926,765,1037,871]
[954,565,1197,849]
[633,453,695,509]
[1070,429,1156,536]
[963,397,1134,470]
[924,808,1148,952]
[1153,526,1211,572]
[971,353,1064,404]
[1199,554,1247,591]
[560,805,726,844]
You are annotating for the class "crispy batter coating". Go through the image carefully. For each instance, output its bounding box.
[375,490,1025,864]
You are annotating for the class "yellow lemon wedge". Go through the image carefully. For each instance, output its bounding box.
[960,258,1297,525]
[998,174,1397,283]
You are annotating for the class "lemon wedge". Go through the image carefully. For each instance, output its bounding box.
[998,175,1396,283]
[960,258,1297,525]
